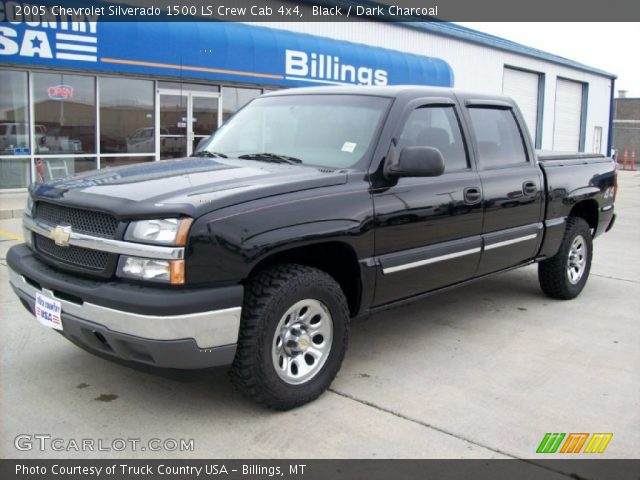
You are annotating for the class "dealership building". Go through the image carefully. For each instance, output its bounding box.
[0,8,616,193]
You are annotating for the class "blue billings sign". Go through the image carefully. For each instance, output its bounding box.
[0,2,453,88]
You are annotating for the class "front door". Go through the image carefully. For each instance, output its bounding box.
[372,100,484,306]
[157,90,220,159]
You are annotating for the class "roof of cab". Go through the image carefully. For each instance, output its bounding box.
[262,85,516,105]
[264,85,454,97]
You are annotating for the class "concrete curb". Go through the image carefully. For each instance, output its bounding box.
[0,208,24,220]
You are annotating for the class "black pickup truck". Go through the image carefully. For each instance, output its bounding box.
[8,86,617,409]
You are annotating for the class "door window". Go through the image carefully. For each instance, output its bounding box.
[398,106,468,172]
[192,95,219,154]
[468,108,528,168]
[159,94,187,159]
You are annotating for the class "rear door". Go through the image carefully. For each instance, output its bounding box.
[463,100,544,275]
[372,98,483,305]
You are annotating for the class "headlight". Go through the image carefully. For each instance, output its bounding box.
[125,218,192,246]
[117,256,185,284]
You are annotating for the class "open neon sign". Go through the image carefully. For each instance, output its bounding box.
[47,84,74,100]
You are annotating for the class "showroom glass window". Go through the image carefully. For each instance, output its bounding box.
[222,87,261,122]
[33,73,97,180]
[33,73,96,155]
[0,70,30,188]
[100,77,154,156]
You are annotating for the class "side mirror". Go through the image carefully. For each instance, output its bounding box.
[384,145,445,178]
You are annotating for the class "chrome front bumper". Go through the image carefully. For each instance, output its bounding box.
[8,267,242,349]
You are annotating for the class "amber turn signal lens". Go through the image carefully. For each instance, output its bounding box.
[170,260,185,285]
[175,218,193,247]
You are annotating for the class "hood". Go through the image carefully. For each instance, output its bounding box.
[30,157,348,219]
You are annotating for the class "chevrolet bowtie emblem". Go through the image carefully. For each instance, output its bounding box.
[50,225,72,247]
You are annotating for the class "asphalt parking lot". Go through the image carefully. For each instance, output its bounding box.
[0,172,638,461]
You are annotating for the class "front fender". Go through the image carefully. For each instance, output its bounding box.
[243,219,362,258]
[185,181,374,285]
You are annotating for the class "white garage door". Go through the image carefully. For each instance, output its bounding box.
[553,79,584,151]
[502,68,539,142]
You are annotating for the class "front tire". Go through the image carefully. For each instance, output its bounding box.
[230,264,349,410]
[538,217,593,300]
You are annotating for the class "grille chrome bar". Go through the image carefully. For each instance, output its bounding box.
[24,216,184,261]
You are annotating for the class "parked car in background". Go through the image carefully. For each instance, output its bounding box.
[0,123,48,154]
[127,127,183,155]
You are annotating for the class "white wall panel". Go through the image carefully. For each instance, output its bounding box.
[553,78,584,151]
[502,68,539,142]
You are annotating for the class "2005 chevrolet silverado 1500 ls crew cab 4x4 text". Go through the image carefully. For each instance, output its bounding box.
[7,86,617,409]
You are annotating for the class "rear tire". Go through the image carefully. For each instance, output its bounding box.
[230,264,349,410]
[538,217,592,300]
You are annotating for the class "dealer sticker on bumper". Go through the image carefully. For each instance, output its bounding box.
[35,292,63,331]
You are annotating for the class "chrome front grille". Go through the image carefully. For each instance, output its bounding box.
[32,202,119,277]
[35,202,119,238]
[34,235,111,271]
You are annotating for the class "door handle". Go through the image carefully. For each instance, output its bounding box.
[463,187,482,205]
[523,181,537,196]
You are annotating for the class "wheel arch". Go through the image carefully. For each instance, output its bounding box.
[569,199,599,234]
[248,241,362,317]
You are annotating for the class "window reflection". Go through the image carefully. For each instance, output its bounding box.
[222,87,261,123]
[100,77,154,154]
[0,70,29,155]
[34,157,96,182]
[0,70,31,188]
[101,156,154,168]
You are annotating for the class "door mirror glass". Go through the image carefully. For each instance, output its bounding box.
[385,146,445,178]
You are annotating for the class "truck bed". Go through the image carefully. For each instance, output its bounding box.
[536,150,616,246]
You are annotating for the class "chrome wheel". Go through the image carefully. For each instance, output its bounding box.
[272,299,333,385]
[567,234,588,284]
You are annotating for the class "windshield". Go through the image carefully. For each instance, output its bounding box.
[198,94,391,168]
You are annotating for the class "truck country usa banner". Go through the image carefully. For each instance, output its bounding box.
[0,7,454,88]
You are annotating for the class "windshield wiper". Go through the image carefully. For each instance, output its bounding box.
[191,151,228,158]
[237,153,302,164]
